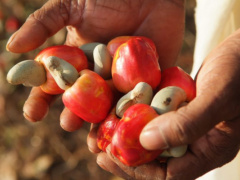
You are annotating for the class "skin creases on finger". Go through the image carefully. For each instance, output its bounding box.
[166,117,240,180]
[6,0,76,53]
[23,87,57,122]
[96,151,132,180]
[106,145,167,180]
[60,107,84,132]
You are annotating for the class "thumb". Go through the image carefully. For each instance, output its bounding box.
[6,0,83,53]
[139,95,224,150]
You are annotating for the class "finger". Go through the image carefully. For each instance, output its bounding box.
[96,152,132,180]
[139,95,216,150]
[140,80,240,150]
[60,107,84,132]
[6,0,84,53]
[166,117,240,180]
[87,123,101,154]
[106,146,166,180]
[23,87,57,122]
[140,38,240,150]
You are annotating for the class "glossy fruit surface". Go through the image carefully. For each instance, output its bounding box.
[35,45,88,94]
[62,69,113,123]
[97,107,120,152]
[111,104,163,166]
[112,37,161,93]
[107,36,158,58]
[158,66,196,101]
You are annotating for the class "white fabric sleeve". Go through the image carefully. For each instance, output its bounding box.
[191,0,240,78]
[192,0,240,179]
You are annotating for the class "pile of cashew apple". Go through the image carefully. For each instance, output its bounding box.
[7,36,196,167]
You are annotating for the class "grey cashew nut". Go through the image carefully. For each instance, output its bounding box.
[44,56,79,90]
[151,86,187,114]
[7,60,46,87]
[116,82,153,118]
[160,145,188,158]
[80,42,101,62]
[93,44,112,79]
[151,86,188,158]
[80,43,112,79]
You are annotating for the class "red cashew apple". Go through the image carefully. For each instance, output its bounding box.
[35,45,88,94]
[62,69,113,123]
[158,66,196,101]
[7,50,112,124]
[6,45,88,93]
[150,67,196,158]
[97,107,120,152]
[107,36,158,58]
[111,103,163,167]
[112,37,161,93]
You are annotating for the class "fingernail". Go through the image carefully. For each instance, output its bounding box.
[23,112,37,122]
[140,126,169,150]
[6,32,17,51]
[97,159,109,171]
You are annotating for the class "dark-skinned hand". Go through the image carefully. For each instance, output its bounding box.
[88,29,240,180]
[6,0,185,132]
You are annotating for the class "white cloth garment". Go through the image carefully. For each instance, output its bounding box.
[192,0,240,179]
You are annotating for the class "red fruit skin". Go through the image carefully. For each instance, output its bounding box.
[112,37,161,93]
[111,104,163,167]
[35,45,88,94]
[158,66,196,101]
[107,36,132,57]
[107,36,158,58]
[97,107,120,152]
[62,69,113,123]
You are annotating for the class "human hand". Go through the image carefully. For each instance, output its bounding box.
[6,0,185,130]
[90,29,240,179]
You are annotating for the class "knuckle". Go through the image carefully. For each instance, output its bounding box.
[194,127,240,170]
[59,0,71,24]
[172,118,188,145]
[170,111,197,146]
[207,133,239,166]
[134,162,166,180]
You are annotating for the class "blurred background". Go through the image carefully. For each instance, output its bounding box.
[0,0,196,179]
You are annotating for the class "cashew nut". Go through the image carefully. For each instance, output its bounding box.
[80,43,112,79]
[93,44,112,79]
[7,60,46,87]
[151,86,187,114]
[151,86,188,158]
[116,82,153,117]
[160,145,188,158]
[44,56,79,90]
[80,42,101,62]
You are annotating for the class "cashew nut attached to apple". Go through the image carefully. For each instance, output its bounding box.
[151,86,189,158]
[151,86,187,114]
[6,45,88,95]
[149,66,196,158]
[116,82,153,117]
[44,56,79,90]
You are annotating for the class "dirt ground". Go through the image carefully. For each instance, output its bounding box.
[0,0,196,180]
